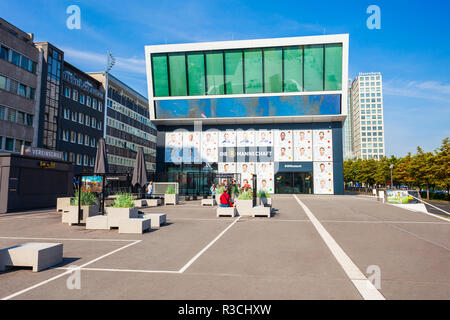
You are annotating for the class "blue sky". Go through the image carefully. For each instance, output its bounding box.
[1,0,449,157]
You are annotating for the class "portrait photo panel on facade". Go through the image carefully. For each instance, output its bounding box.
[236,130,255,147]
[182,131,201,163]
[218,162,236,174]
[165,132,183,163]
[219,130,236,147]
[313,129,333,161]
[237,162,255,186]
[313,162,334,194]
[293,130,313,161]
[201,130,218,163]
[274,129,293,162]
[255,130,273,147]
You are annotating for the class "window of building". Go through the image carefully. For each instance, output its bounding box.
[98,102,103,112]
[64,86,70,98]
[62,130,69,141]
[8,109,16,123]
[18,84,26,97]
[76,154,82,165]
[92,98,97,110]
[64,108,70,119]
[72,89,78,101]
[0,45,9,61]
[70,131,76,143]
[78,113,84,124]
[78,133,83,144]
[325,44,342,90]
[91,117,96,128]
[244,49,263,93]
[85,115,91,126]
[152,54,170,97]
[304,45,324,91]
[20,56,29,70]
[0,74,7,90]
[168,53,187,96]
[187,52,205,96]
[84,155,89,166]
[97,121,102,130]
[84,135,90,146]
[263,47,282,93]
[11,50,20,66]
[86,96,91,107]
[79,93,85,104]
[71,111,77,122]
[224,50,243,94]
[5,138,14,151]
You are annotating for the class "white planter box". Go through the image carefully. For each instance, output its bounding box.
[62,204,99,225]
[235,199,254,216]
[258,197,272,207]
[56,197,72,212]
[105,207,139,228]
[216,207,237,217]
[165,194,178,205]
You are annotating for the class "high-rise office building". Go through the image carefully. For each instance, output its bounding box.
[89,73,157,174]
[343,79,353,160]
[350,72,385,160]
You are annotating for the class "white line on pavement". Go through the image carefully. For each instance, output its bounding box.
[293,195,385,300]
[1,240,142,300]
[0,236,139,242]
[54,267,180,274]
[178,217,240,273]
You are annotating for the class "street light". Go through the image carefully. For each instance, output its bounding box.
[389,164,394,189]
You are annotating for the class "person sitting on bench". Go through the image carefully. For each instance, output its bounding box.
[219,188,233,207]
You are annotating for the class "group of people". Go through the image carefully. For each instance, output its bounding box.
[209,179,254,208]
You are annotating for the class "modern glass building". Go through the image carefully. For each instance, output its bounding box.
[145,35,349,194]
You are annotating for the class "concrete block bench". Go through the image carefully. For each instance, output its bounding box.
[139,213,167,228]
[134,199,148,208]
[216,207,237,217]
[118,218,151,234]
[147,199,161,207]
[201,199,217,206]
[0,243,63,272]
[106,207,139,228]
[86,215,109,230]
[252,206,271,218]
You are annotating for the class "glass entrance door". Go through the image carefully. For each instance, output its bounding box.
[275,172,313,194]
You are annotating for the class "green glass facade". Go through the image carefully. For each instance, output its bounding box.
[151,43,342,97]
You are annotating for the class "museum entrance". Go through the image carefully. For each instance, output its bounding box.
[275,172,313,194]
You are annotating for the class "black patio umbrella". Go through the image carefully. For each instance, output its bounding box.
[132,147,148,199]
[94,137,109,214]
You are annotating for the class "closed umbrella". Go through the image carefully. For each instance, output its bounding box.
[94,138,109,174]
[94,138,109,215]
[132,147,148,199]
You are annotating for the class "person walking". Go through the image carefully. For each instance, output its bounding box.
[146,181,153,199]
[210,183,216,199]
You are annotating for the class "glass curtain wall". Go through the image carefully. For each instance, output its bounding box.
[151,43,342,97]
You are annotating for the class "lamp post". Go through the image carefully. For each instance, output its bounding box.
[389,164,394,189]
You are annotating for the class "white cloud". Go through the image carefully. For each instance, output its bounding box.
[383,79,450,103]
[61,47,146,75]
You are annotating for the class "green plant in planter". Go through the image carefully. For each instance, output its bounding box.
[231,185,239,196]
[215,186,225,196]
[71,192,97,206]
[112,193,135,208]
[238,190,253,200]
[165,185,176,194]
[257,190,270,199]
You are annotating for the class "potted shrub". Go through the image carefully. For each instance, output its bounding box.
[165,185,178,205]
[63,192,99,225]
[235,190,254,216]
[257,190,271,207]
[105,193,139,228]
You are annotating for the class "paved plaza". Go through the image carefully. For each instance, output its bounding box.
[0,195,449,300]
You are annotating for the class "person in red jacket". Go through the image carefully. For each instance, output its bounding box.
[219,188,233,207]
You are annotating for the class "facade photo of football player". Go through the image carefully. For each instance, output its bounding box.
[219,131,236,147]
